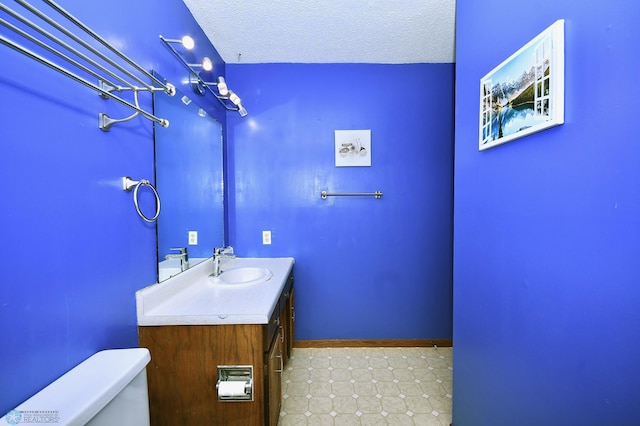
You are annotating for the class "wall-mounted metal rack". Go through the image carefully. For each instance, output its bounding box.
[0,0,176,131]
[321,191,383,199]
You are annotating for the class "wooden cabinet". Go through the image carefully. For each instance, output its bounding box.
[139,271,294,426]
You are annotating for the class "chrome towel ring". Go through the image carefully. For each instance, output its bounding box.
[122,176,161,223]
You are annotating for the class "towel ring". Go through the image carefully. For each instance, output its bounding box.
[122,176,161,222]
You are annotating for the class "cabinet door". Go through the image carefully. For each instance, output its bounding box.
[280,302,289,366]
[286,287,295,360]
[267,328,283,426]
[281,279,295,365]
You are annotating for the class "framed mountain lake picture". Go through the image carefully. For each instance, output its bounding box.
[479,19,564,150]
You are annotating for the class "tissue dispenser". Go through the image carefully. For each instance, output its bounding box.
[217,365,253,401]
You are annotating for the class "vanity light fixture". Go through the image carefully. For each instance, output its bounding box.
[227,91,248,117]
[161,35,195,50]
[217,76,229,96]
[201,76,246,116]
[159,34,248,117]
[189,56,213,72]
[228,91,241,105]
[186,57,213,94]
[159,35,212,72]
[202,76,229,97]
[213,76,229,96]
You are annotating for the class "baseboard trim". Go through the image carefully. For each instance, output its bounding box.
[293,339,452,348]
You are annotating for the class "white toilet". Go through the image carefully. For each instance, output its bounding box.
[1,348,151,426]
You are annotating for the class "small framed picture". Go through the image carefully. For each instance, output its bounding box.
[335,130,371,167]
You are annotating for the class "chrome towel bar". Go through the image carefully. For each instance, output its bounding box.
[321,191,383,199]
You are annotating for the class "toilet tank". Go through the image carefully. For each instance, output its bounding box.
[1,348,151,426]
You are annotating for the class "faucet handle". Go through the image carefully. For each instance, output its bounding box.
[169,247,189,262]
[168,247,189,271]
[213,246,235,258]
[220,246,235,257]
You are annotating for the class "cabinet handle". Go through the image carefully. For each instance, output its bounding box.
[291,306,295,322]
[275,355,283,373]
[280,325,284,343]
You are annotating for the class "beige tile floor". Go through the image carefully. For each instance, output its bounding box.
[278,346,452,426]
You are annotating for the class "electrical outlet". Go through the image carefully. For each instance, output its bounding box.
[188,231,198,245]
[262,230,272,245]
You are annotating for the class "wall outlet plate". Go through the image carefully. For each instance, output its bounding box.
[188,231,198,245]
[262,230,272,245]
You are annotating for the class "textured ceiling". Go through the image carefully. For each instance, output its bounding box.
[181,0,456,64]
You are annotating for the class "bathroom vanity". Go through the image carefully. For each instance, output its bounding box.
[136,257,295,426]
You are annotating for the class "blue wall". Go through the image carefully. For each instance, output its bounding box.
[453,1,640,425]
[0,0,225,414]
[226,63,454,340]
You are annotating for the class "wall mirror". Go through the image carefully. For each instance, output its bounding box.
[153,73,225,282]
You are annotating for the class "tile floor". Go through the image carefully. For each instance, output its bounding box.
[278,346,452,426]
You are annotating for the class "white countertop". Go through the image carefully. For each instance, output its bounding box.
[158,257,208,281]
[136,257,294,326]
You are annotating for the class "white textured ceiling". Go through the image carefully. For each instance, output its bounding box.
[181,0,456,64]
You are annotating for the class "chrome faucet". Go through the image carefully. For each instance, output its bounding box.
[212,248,221,277]
[166,247,189,272]
[212,246,235,277]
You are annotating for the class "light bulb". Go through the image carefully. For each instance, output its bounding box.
[201,57,213,71]
[229,91,241,106]
[216,76,229,96]
[181,36,195,50]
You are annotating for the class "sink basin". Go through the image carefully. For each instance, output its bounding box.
[210,267,273,285]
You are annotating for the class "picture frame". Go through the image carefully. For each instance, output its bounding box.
[335,130,371,167]
[479,19,564,151]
